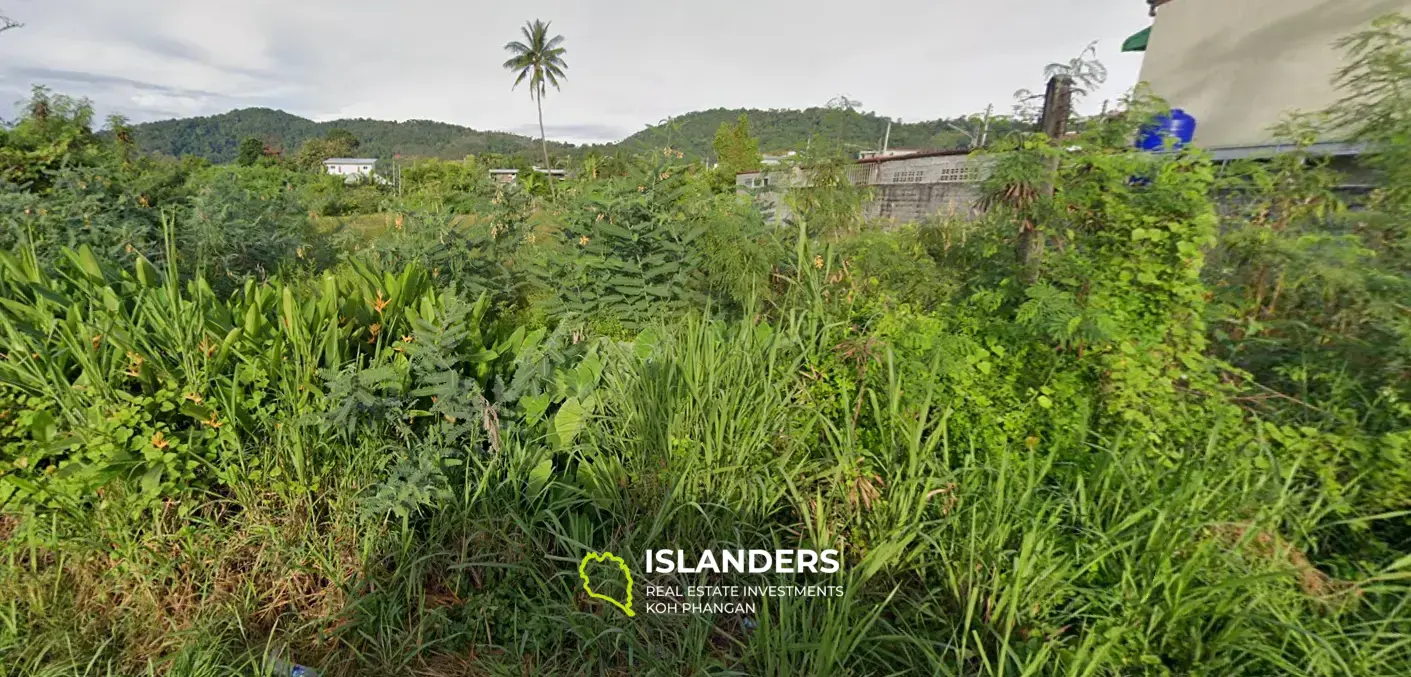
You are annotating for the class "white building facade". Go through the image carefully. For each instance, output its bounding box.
[737,150,990,225]
[323,158,378,182]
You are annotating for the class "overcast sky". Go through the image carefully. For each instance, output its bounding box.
[0,0,1153,143]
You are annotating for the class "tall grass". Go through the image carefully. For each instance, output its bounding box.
[2,250,1407,674]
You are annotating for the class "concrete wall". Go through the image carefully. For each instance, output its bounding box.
[738,153,987,225]
[855,154,986,221]
[865,183,982,222]
[852,154,987,221]
[1139,0,1411,149]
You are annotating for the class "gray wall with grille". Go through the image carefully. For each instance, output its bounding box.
[849,154,987,222]
[739,152,987,226]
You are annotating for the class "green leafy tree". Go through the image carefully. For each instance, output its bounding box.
[786,146,872,237]
[1011,89,1043,125]
[0,89,189,265]
[181,166,318,291]
[397,156,492,210]
[712,113,761,176]
[545,152,725,328]
[826,95,863,111]
[819,96,872,154]
[106,114,136,167]
[578,153,602,180]
[292,133,359,170]
[236,137,265,166]
[1044,40,1108,98]
[323,127,360,151]
[516,167,552,197]
[502,19,568,172]
[0,87,100,190]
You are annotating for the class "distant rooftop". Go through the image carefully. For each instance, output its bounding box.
[854,148,971,165]
[323,158,378,164]
[737,147,973,175]
[857,148,922,160]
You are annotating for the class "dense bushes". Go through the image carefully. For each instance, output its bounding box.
[543,150,777,328]
[3,241,1406,673]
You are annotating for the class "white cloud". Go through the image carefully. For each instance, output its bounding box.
[0,0,1152,142]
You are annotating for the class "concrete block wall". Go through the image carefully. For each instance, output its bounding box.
[865,183,984,222]
[858,154,987,222]
[737,152,989,226]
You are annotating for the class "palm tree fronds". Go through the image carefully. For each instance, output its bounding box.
[501,19,568,176]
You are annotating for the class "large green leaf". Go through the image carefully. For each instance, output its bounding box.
[552,397,588,449]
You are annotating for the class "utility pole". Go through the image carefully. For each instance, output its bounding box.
[978,104,993,148]
[1019,76,1073,280]
[1039,77,1073,141]
[881,120,892,154]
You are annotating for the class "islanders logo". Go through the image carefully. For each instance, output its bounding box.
[579,551,635,617]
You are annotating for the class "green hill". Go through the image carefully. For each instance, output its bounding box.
[618,107,1029,158]
[130,106,1027,165]
[130,108,577,163]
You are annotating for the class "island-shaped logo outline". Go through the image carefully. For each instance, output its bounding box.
[579,551,635,617]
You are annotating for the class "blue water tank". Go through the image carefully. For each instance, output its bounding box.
[1136,109,1197,151]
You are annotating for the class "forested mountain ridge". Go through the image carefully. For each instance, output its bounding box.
[618,107,1028,157]
[129,107,578,163]
[129,105,1025,164]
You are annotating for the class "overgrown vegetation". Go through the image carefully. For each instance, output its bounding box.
[1,16,1410,677]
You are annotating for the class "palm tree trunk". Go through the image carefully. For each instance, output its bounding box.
[536,94,550,172]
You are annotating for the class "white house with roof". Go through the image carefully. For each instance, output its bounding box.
[485,167,568,183]
[323,158,378,182]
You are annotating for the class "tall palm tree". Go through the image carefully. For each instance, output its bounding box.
[503,19,567,172]
[0,12,23,36]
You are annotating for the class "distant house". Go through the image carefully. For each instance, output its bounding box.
[856,149,920,161]
[489,169,519,184]
[760,152,797,166]
[323,158,378,182]
[738,173,771,189]
[486,167,568,183]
